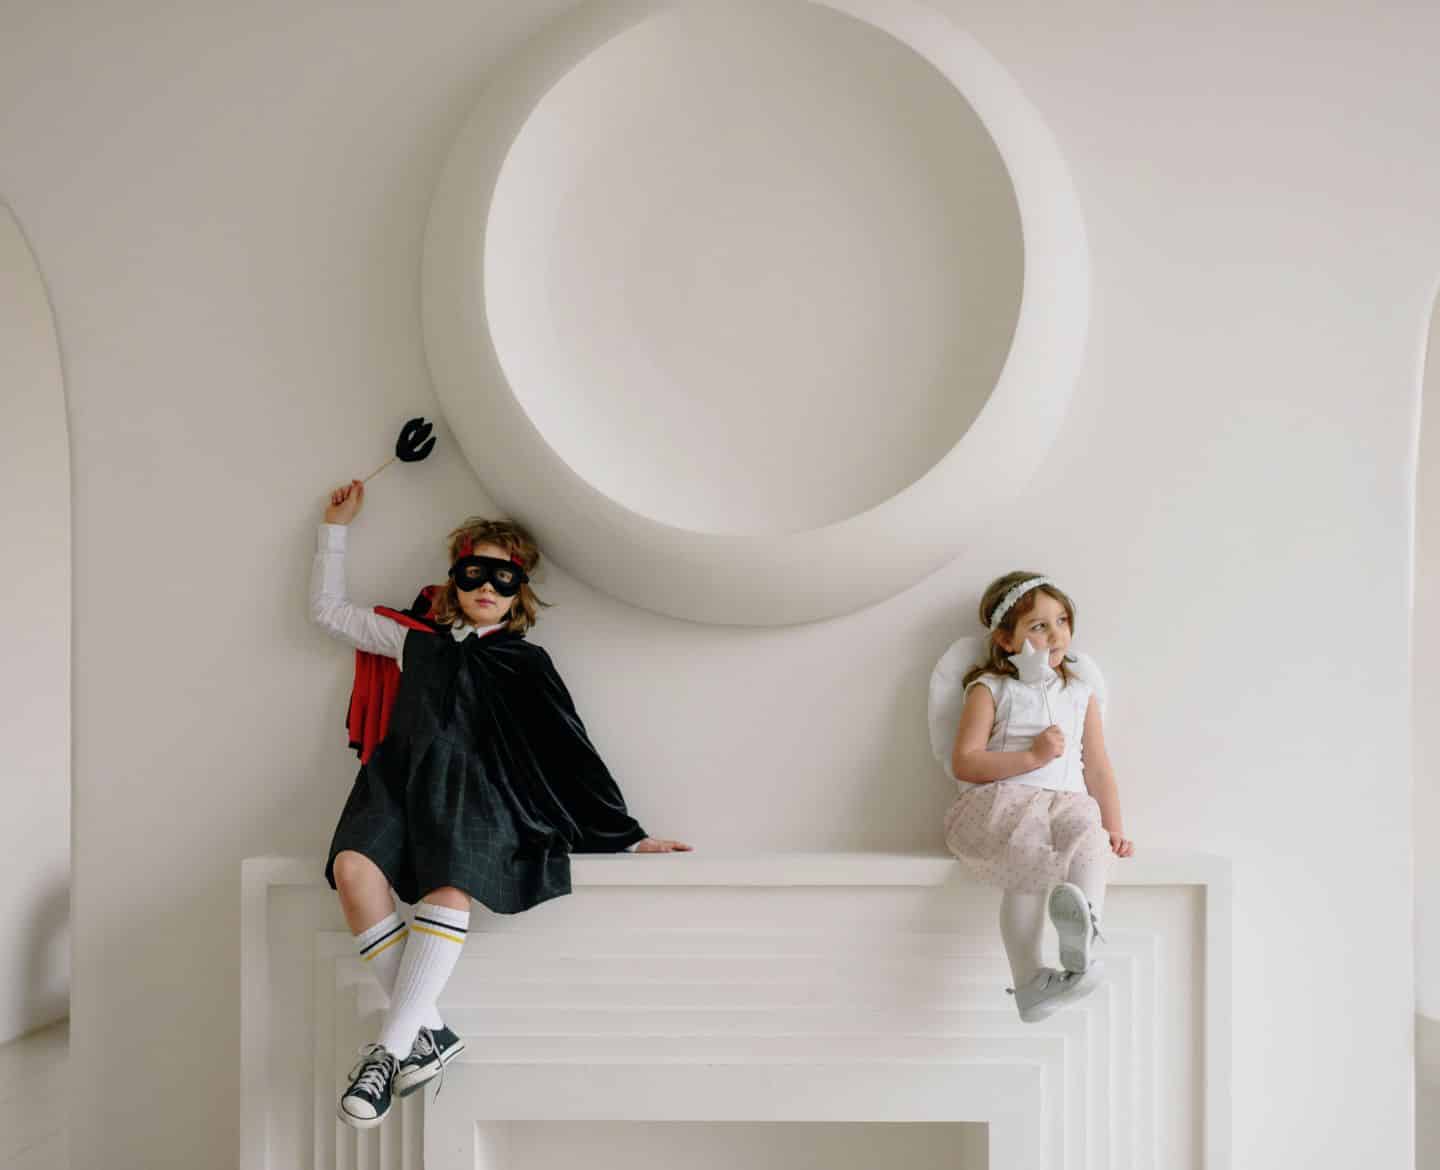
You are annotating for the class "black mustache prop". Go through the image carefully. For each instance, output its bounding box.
[363,417,437,483]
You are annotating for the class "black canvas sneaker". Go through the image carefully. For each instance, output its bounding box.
[337,1043,400,1129]
[395,1024,466,1098]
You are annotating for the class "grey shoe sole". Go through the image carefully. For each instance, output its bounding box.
[1016,996,1062,1024]
[1049,882,1092,973]
[394,1039,466,1098]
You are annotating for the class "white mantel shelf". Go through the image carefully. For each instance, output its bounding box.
[245,849,1228,888]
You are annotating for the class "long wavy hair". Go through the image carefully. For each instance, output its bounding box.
[960,571,1079,691]
[426,516,549,634]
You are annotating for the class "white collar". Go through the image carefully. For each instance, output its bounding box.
[451,621,505,642]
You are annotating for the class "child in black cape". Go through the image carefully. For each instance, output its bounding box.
[311,479,691,1130]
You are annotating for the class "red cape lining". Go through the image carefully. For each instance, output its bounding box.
[346,599,440,763]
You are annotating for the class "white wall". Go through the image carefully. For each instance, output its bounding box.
[0,2,1436,1167]
[0,204,70,1044]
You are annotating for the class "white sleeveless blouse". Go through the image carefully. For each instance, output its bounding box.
[963,671,1093,794]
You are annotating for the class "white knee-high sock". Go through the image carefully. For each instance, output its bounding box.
[1065,851,1108,920]
[376,901,469,1058]
[353,912,443,1031]
[998,890,1047,987]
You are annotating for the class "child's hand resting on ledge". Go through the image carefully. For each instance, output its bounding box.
[632,837,693,852]
[325,480,364,526]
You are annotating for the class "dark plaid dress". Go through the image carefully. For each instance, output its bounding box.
[324,626,648,912]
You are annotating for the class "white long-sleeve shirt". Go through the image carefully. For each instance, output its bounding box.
[309,522,641,851]
[309,522,505,669]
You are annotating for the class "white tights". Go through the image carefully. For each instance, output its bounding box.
[998,855,1107,987]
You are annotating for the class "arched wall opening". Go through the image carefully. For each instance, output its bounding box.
[0,200,70,1045]
[1413,285,1440,1162]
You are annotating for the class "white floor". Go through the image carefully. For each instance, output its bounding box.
[0,1018,67,1170]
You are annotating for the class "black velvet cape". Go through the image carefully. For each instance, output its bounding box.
[324,616,647,913]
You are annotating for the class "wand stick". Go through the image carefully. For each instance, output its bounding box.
[363,455,396,483]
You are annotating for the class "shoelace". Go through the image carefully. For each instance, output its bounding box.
[412,1026,449,1099]
[347,1044,395,1099]
[1090,911,1107,946]
[412,1027,439,1061]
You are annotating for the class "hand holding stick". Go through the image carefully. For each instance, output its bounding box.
[325,480,364,525]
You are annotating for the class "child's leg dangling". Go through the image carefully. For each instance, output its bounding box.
[353,912,444,1031]
[376,894,470,1059]
[998,889,1047,988]
[1051,799,1111,932]
[335,849,445,1030]
[1065,850,1107,922]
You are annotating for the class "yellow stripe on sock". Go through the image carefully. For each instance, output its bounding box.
[361,928,408,960]
[410,924,466,945]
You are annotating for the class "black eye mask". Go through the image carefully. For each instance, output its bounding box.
[449,555,529,597]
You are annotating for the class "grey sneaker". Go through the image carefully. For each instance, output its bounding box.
[1006,963,1105,1023]
[1049,882,1104,973]
[337,1043,399,1129]
[394,1024,466,1099]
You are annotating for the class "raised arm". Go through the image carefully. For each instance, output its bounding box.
[309,480,407,663]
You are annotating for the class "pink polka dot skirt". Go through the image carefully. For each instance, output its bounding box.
[943,781,1110,894]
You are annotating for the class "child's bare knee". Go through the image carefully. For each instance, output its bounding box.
[421,885,471,910]
[333,850,381,889]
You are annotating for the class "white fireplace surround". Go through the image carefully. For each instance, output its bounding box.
[241,852,1230,1170]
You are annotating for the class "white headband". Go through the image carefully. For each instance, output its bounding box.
[988,576,1057,631]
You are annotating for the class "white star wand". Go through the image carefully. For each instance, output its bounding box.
[1007,638,1056,726]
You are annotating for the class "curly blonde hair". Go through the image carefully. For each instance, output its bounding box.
[426,516,549,634]
[960,571,1079,691]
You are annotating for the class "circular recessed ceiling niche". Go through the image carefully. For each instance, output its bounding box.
[423,0,1089,626]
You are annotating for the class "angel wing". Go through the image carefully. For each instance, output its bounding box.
[1065,651,1108,721]
[927,636,985,782]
